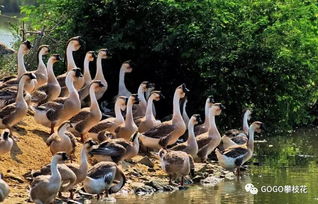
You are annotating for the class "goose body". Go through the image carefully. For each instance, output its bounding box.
[139,84,188,150]
[0,174,9,202]
[0,129,13,154]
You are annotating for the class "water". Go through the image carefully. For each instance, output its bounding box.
[0,13,18,48]
[114,128,318,204]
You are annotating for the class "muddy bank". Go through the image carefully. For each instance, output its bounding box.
[0,114,236,204]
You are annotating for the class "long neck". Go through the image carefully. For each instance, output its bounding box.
[79,147,88,174]
[47,59,58,84]
[203,99,210,127]
[50,158,61,180]
[145,97,155,120]
[187,121,196,145]
[89,86,99,112]
[17,49,26,78]
[138,87,147,108]
[83,59,92,82]
[66,75,78,99]
[58,126,67,139]
[125,100,134,126]
[16,78,26,102]
[37,52,46,72]
[247,126,255,152]
[94,57,104,81]
[208,109,220,137]
[182,100,189,125]
[119,68,127,92]
[115,102,124,123]
[243,112,250,134]
[172,92,182,122]
[66,46,76,71]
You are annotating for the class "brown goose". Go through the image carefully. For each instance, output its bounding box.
[134,81,154,118]
[216,121,265,177]
[196,103,224,162]
[115,94,139,140]
[0,73,36,133]
[68,80,105,142]
[118,60,133,97]
[194,96,214,135]
[139,84,189,150]
[34,68,82,134]
[89,132,140,163]
[158,148,194,186]
[170,114,201,157]
[137,90,162,133]
[87,96,127,141]
[31,54,62,106]
[0,129,13,154]
[83,161,126,199]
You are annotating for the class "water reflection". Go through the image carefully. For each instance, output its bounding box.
[113,128,318,204]
[0,14,18,48]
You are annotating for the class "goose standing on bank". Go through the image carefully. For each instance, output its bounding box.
[57,36,83,96]
[94,49,111,101]
[0,129,13,155]
[87,96,127,141]
[134,81,154,118]
[115,94,139,140]
[139,84,189,150]
[194,96,214,135]
[216,121,265,177]
[34,68,82,134]
[159,148,195,186]
[69,80,105,142]
[196,103,224,162]
[83,161,126,199]
[137,91,162,133]
[0,73,36,133]
[0,174,9,202]
[30,152,70,204]
[79,51,95,102]
[117,60,133,97]
[33,45,50,89]
[170,114,201,157]
[31,54,62,106]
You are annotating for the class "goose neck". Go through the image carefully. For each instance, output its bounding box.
[119,68,127,91]
[125,100,135,126]
[243,112,250,134]
[16,77,26,102]
[145,97,155,120]
[89,85,99,111]
[50,157,61,181]
[95,57,104,81]
[208,109,220,137]
[138,87,147,108]
[17,50,26,78]
[79,147,88,174]
[247,126,255,152]
[172,92,182,121]
[37,52,46,73]
[66,45,76,71]
[203,99,210,127]
[66,74,78,99]
[47,59,57,84]
[187,121,196,144]
[83,59,92,82]
[115,102,125,123]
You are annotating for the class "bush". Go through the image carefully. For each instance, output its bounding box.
[20,0,318,131]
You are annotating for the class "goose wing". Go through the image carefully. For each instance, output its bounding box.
[31,89,47,103]
[57,74,66,87]
[143,123,175,139]
[170,142,187,151]
[87,161,117,179]
[89,121,115,133]
[223,146,248,158]
[89,142,126,157]
[70,109,91,123]
[196,134,212,149]
[0,103,17,119]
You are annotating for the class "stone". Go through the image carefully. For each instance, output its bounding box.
[138,156,154,168]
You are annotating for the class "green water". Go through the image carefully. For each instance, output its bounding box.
[114,128,318,204]
[0,13,18,48]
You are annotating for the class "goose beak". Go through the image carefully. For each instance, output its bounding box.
[220,104,226,110]
[260,123,266,131]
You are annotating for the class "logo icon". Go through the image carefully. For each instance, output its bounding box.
[245,183,258,195]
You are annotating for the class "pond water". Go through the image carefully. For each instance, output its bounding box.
[113,128,318,204]
[0,13,18,48]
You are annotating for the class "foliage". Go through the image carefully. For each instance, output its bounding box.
[20,0,318,131]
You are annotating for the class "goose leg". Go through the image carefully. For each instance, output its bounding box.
[181,176,184,187]
[50,123,55,134]
[236,167,241,179]
[80,134,85,143]
[69,189,74,199]
[105,190,109,198]
[169,175,173,185]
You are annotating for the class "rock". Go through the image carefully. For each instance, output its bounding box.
[148,168,156,172]
[138,156,154,168]
[145,181,164,191]
[192,175,204,183]
[201,176,223,186]
[224,172,235,180]
[132,182,155,195]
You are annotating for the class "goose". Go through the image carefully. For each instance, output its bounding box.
[134,81,154,118]
[46,121,76,158]
[0,73,36,133]
[0,129,13,154]
[117,60,133,97]
[89,132,140,163]
[196,103,224,162]
[137,90,162,133]
[31,54,62,106]
[30,152,70,204]
[34,68,82,134]
[0,173,9,202]
[115,94,139,140]
[79,51,95,102]
[87,96,127,141]
[216,121,265,177]
[33,45,50,89]
[57,36,83,96]
[194,96,214,135]
[69,80,105,142]
[94,49,111,101]
[158,148,195,186]
[83,161,126,199]
[170,114,201,157]
[181,97,190,126]
[0,41,36,94]
[139,84,189,150]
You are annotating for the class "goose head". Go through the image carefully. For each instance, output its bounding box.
[211,103,225,116]
[98,48,111,59]
[207,95,214,107]
[50,54,62,64]
[90,80,105,91]
[251,121,265,133]
[54,152,70,163]
[1,129,11,141]
[117,96,128,111]
[129,94,139,105]
[84,139,98,151]
[139,81,151,92]
[122,60,133,73]
[151,90,163,101]
[38,45,50,56]
[20,40,32,54]
[190,114,202,126]
[158,148,168,159]
[86,51,95,62]
[71,68,83,78]
[243,109,252,121]
[176,83,190,98]
[67,36,81,51]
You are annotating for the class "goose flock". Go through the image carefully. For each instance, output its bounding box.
[0,37,265,203]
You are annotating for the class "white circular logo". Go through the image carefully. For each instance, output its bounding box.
[245,183,258,195]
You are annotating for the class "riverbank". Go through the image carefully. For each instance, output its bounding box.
[0,114,236,204]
